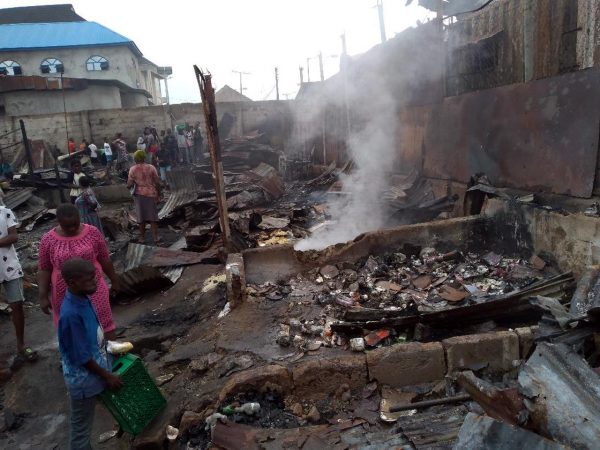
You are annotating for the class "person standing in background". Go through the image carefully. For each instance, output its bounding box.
[156,142,173,183]
[193,125,204,163]
[102,138,113,172]
[164,129,178,166]
[75,176,104,235]
[177,128,189,164]
[88,142,98,165]
[67,160,84,204]
[68,138,76,155]
[112,133,128,173]
[127,150,162,244]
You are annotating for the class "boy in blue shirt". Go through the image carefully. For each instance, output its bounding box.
[58,258,123,450]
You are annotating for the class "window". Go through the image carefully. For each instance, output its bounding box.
[40,58,64,74]
[86,55,109,71]
[0,60,22,76]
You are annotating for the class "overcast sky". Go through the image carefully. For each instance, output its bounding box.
[5,0,432,103]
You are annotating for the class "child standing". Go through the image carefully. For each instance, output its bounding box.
[74,177,104,235]
[58,258,123,450]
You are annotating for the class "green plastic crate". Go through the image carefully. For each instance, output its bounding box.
[100,353,166,436]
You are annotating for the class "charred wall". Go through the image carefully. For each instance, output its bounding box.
[446,0,585,96]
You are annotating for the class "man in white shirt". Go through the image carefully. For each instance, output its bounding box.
[88,142,98,165]
[103,138,113,172]
[0,206,36,362]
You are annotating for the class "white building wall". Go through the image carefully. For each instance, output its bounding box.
[0,45,142,89]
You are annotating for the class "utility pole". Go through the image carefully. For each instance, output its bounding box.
[341,32,347,56]
[318,52,324,81]
[299,66,304,85]
[274,67,280,100]
[377,0,387,43]
[232,70,250,94]
[306,57,311,82]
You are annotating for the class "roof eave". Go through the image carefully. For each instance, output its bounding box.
[0,41,142,56]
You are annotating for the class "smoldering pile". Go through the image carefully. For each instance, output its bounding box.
[246,246,564,354]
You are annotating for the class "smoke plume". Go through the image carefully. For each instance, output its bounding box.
[294,22,443,251]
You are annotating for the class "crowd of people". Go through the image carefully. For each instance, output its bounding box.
[63,123,206,246]
[68,123,204,182]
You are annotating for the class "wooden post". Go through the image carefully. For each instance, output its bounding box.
[194,66,232,252]
[19,119,34,175]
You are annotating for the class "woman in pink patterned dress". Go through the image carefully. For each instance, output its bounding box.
[37,204,120,339]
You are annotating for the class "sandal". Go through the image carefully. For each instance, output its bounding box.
[15,347,38,364]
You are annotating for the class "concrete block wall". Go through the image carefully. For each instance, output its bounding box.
[216,328,537,403]
[0,99,294,159]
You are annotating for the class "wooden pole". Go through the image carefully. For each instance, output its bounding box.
[19,119,34,175]
[194,66,232,252]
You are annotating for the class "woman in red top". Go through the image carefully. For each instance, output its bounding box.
[37,203,120,339]
[127,150,162,244]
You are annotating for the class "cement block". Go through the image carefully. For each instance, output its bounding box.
[515,326,537,358]
[226,253,246,308]
[443,331,519,374]
[366,342,446,387]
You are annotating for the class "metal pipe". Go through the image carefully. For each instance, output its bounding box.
[388,394,471,413]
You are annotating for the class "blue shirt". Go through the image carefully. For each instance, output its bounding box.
[58,289,110,399]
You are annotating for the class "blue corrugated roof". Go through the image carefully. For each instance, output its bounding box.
[0,21,141,55]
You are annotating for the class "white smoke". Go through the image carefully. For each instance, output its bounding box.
[294,22,442,251]
[295,107,397,250]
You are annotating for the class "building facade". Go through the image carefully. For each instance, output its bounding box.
[0,5,168,116]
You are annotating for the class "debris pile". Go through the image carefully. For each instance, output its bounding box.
[246,246,572,355]
[453,266,600,449]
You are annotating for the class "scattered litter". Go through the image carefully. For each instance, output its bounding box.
[218,302,231,319]
[97,429,118,444]
[350,337,365,352]
[166,425,179,441]
[155,373,175,386]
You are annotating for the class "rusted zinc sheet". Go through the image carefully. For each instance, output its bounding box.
[455,413,567,450]
[518,342,600,449]
[423,69,600,198]
[124,243,205,270]
[158,169,201,220]
[0,75,87,93]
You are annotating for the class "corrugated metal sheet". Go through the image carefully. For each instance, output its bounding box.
[3,188,35,210]
[455,413,567,450]
[423,69,600,197]
[158,169,202,220]
[124,243,205,271]
[518,343,600,448]
[0,76,87,93]
[246,163,284,199]
[0,21,139,54]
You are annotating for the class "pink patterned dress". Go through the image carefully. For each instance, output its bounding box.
[38,224,115,332]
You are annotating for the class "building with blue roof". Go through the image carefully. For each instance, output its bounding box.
[0,4,169,116]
